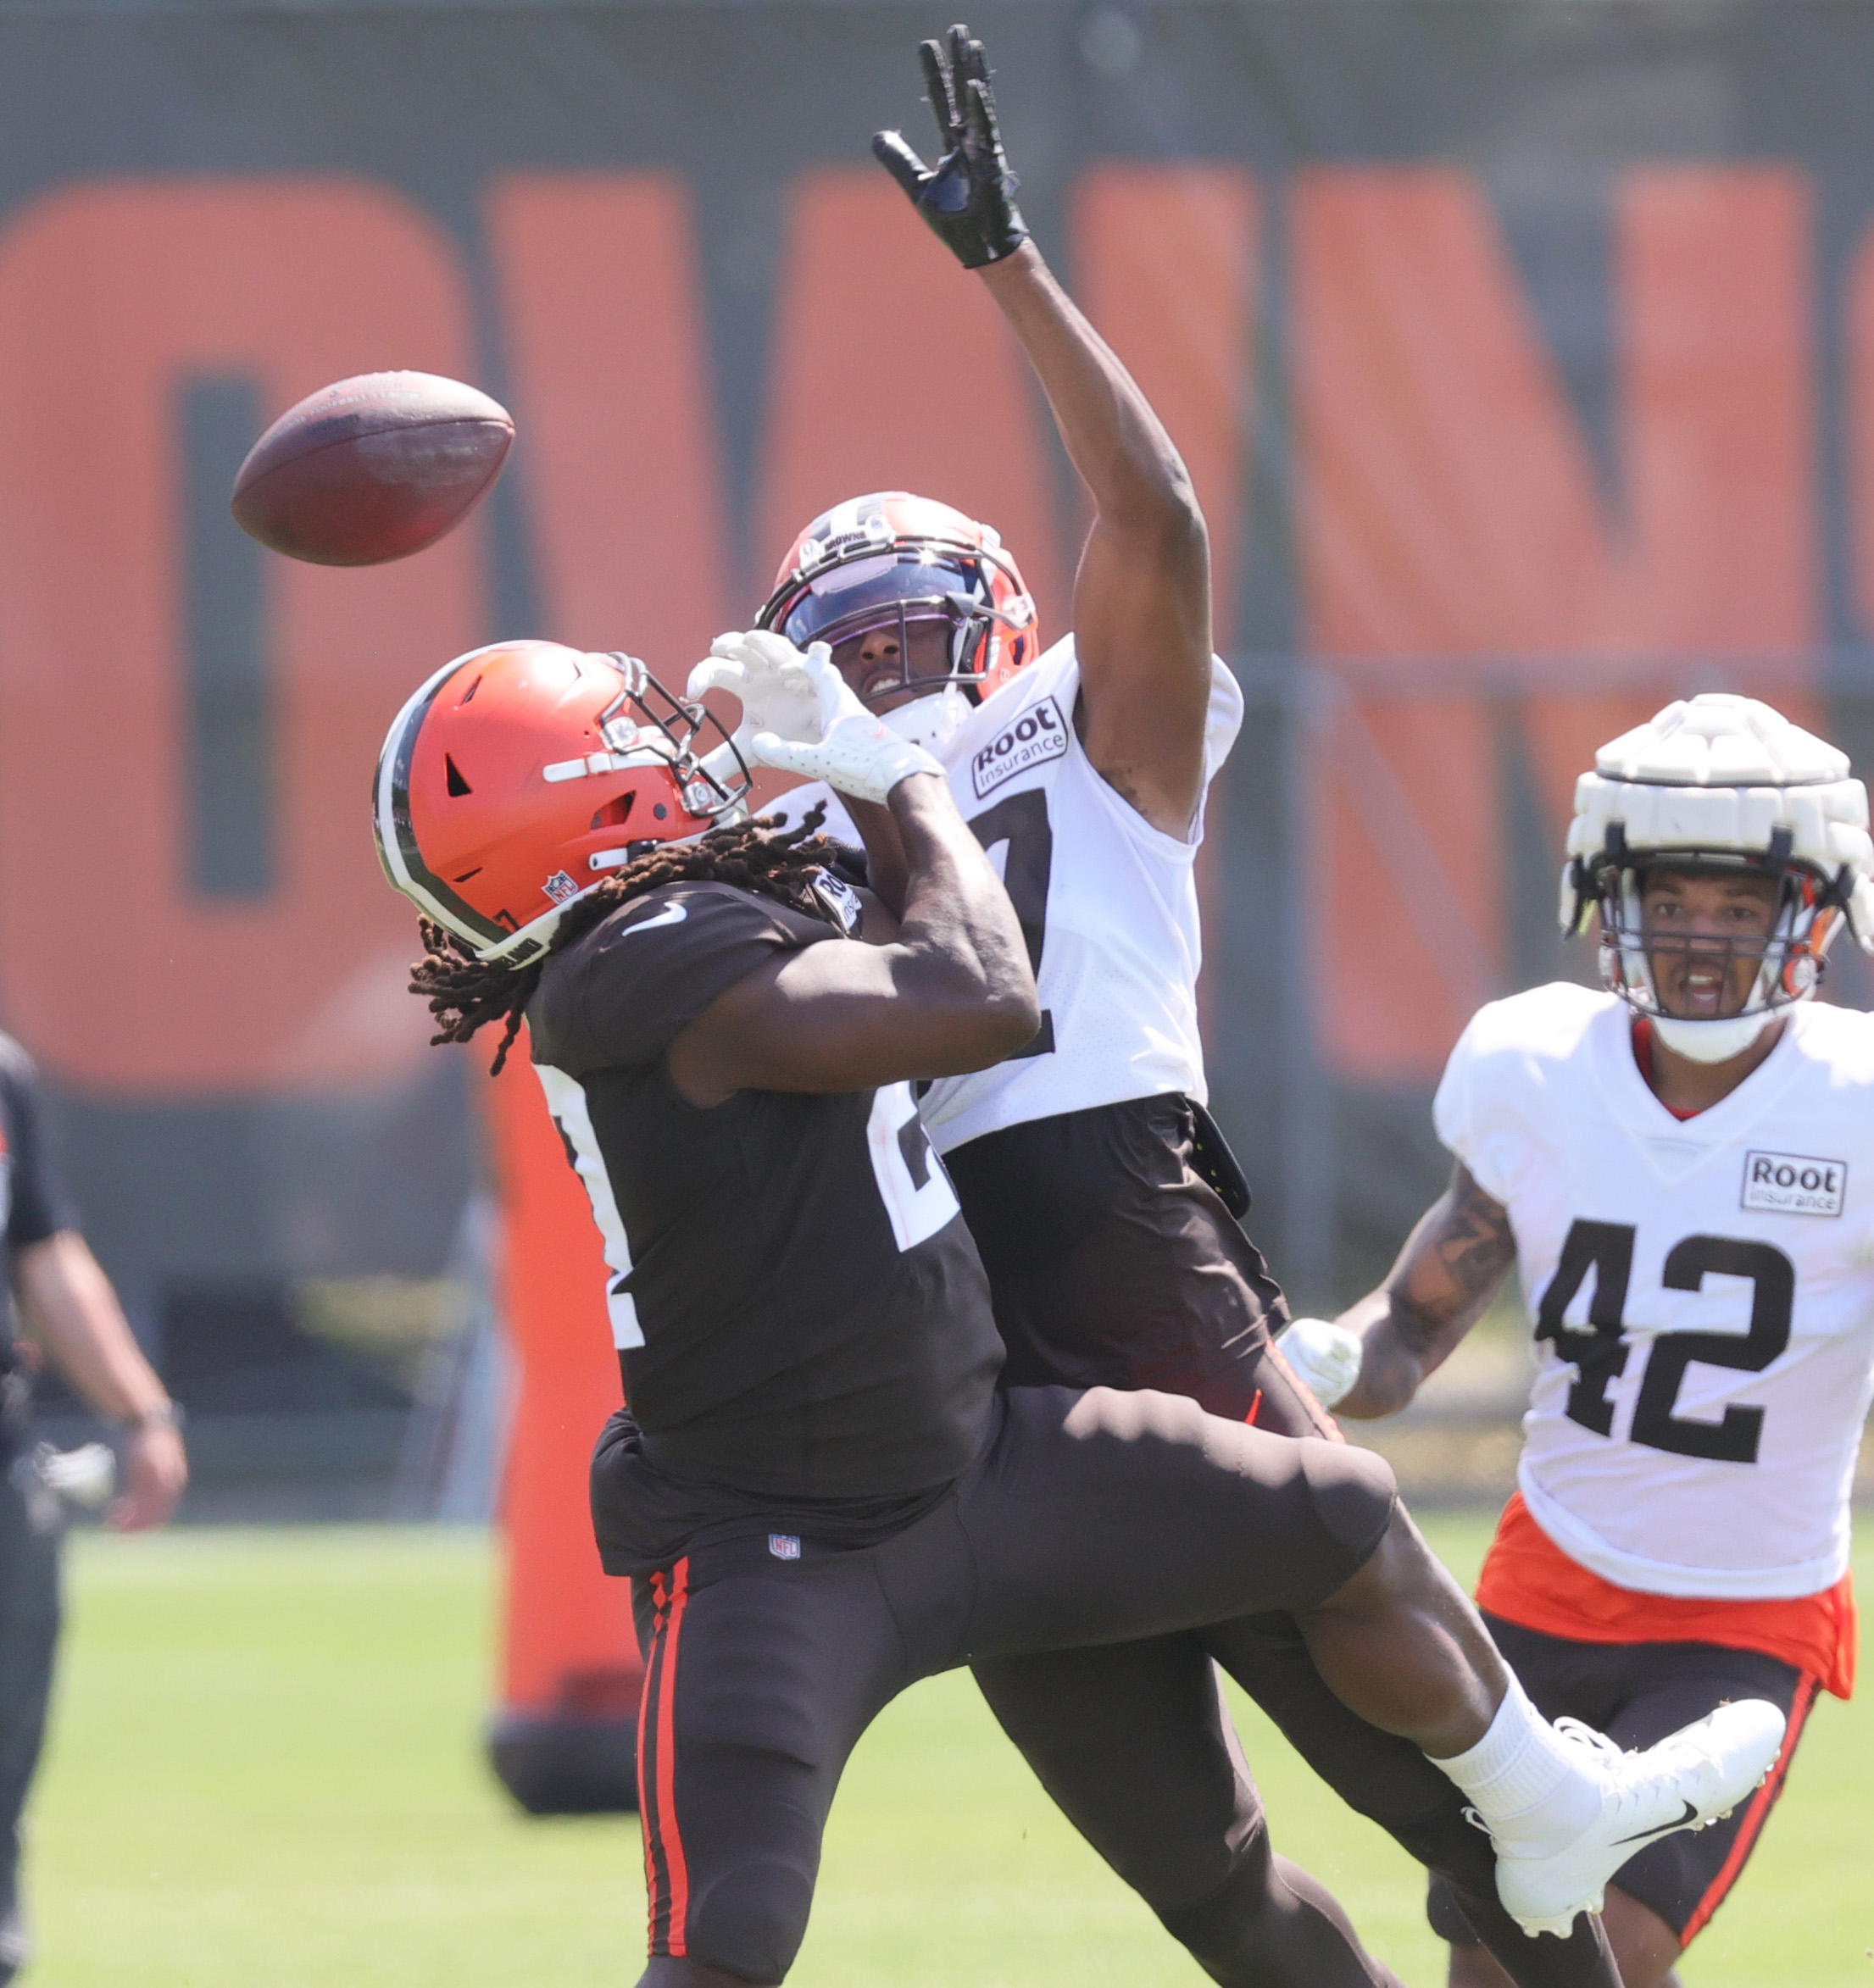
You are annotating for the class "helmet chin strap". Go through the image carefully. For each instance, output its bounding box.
[1650,1009,1779,1063]
[881,686,971,752]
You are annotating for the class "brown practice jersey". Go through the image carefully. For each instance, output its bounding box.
[525,879,1004,1572]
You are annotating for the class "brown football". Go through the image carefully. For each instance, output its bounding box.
[231,371,514,566]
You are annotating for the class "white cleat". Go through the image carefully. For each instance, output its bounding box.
[1494,1699,1787,1939]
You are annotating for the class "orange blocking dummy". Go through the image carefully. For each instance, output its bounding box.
[484,1041,642,1812]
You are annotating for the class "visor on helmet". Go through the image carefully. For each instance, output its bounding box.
[769,547,1026,708]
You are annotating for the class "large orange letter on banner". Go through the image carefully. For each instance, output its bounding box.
[1843,220,1874,642]
[758,169,1065,631]
[478,174,739,1794]
[1070,165,1259,1036]
[1071,167,1257,641]
[487,175,728,658]
[0,180,482,1095]
[1294,166,1815,1077]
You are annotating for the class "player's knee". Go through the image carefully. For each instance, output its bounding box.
[682,1859,816,1985]
[1154,1832,1282,1981]
[1107,1827,1254,1914]
[1297,1439,1397,1568]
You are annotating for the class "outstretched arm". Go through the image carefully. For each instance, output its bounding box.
[874,25,1211,837]
[980,250,1210,835]
[668,658,1039,1107]
[1332,1162,1520,1420]
[669,774,1037,1104]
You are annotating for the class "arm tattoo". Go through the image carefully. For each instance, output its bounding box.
[1389,1168,1516,1358]
[1437,1173,1518,1301]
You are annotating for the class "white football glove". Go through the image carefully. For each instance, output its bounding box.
[687,630,827,753]
[744,647,943,805]
[1276,1317,1364,1411]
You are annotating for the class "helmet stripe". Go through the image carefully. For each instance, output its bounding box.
[374,647,510,946]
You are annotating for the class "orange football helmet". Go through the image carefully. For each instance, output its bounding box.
[756,491,1037,709]
[374,641,749,963]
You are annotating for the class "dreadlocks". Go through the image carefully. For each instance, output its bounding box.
[410,803,837,1076]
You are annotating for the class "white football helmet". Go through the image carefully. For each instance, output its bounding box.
[1561,694,1874,1060]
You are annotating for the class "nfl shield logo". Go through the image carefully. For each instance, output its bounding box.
[768,1533,801,1561]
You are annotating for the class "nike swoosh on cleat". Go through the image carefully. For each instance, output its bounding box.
[1610,1800,1699,1846]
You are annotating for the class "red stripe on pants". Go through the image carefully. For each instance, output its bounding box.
[637,1572,665,1934]
[1680,1672,1818,1946]
[638,1559,693,1957]
[1265,1341,1344,1441]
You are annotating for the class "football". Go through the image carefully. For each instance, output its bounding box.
[231,370,514,566]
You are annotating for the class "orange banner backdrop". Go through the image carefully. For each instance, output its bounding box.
[757,169,1069,635]
[0,179,483,1096]
[1295,164,1819,1078]
[487,173,730,662]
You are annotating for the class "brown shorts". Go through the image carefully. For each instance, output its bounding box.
[952,1097,1618,1988]
[621,1385,1393,1983]
[943,1092,1321,1424]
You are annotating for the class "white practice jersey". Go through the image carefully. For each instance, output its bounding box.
[1437,983,1874,1600]
[764,636,1243,1155]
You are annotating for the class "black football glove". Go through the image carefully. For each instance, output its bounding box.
[872,24,1029,269]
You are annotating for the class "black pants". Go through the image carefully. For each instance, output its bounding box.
[0,1459,60,1980]
[1428,1618,1817,1952]
[952,1098,1621,1988]
[620,1385,1399,1985]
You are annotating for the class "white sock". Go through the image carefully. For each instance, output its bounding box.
[1429,1676,1604,1856]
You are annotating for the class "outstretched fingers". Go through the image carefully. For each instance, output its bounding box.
[964,75,1003,160]
[952,26,991,100]
[920,35,959,146]
[686,655,745,701]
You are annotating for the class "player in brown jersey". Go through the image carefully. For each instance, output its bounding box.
[375,639,1781,1986]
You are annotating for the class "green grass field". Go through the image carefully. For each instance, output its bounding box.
[25,1517,1874,1987]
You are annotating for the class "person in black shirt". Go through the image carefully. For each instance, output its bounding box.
[380,639,1781,1988]
[0,1033,186,1981]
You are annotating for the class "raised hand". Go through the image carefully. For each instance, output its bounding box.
[688,630,829,757]
[872,23,1028,269]
[746,647,943,805]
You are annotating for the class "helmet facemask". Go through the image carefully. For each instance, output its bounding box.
[1558,694,1874,1063]
[1571,830,1849,1062]
[598,652,753,827]
[488,652,752,957]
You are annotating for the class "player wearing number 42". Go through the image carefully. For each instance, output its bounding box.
[1281,693,1874,1988]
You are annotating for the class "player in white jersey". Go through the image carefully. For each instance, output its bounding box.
[1282,693,1874,1988]
[684,24,1672,1988]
